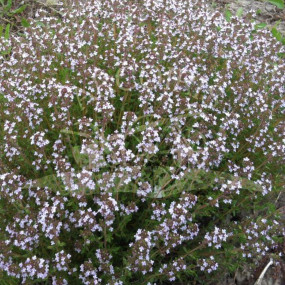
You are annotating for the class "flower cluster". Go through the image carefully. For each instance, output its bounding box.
[197,256,219,273]
[204,227,231,249]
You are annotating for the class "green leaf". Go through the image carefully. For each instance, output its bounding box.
[57,241,66,247]
[60,129,91,138]
[225,9,232,22]
[272,27,282,41]
[255,22,267,29]
[36,21,45,27]
[266,0,284,9]
[11,4,27,14]
[256,8,262,15]
[21,18,30,27]
[46,0,59,4]
[0,46,12,56]
[0,25,3,37]
[4,24,10,40]
[71,145,90,167]
[236,7,243,17]
[5,0,12,11]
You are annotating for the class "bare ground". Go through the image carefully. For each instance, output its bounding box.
[207,0,285,35]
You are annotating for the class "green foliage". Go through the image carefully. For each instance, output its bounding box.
[266,0,285,9]
[236,7,243,18]
[255,22,267,30]
[0,0,29,37]
[224,9,232,22]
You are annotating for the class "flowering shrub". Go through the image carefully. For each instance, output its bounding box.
[0,0,284,283]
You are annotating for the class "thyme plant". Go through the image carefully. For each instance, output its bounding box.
[0,0,284,283]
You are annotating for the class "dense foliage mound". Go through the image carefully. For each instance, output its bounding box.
[0,0,284,283]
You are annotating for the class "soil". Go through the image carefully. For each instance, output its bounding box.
[206,0,285,35]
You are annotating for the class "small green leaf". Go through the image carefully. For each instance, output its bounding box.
[46,0,59,5]
[60,129,91,138]
[11,4,27,14]
[36,21,45,27]
[236,7,243,17]
[21,18,30,27]
[266,0,284,9]
[57,241,66,247]
[4,24,10,40]
[255,22,267,29]
[225,9,232,22]
[0,46,12,56]
[272,27,282,41]
[256,8,262,15]
[0,25,3,37]
[5,0,12,11]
